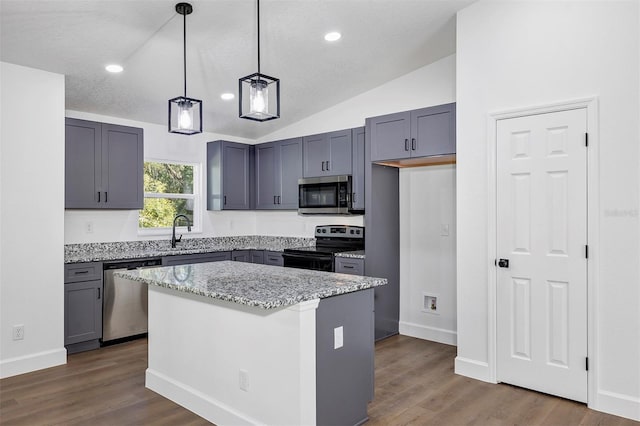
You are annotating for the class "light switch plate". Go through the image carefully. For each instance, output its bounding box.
[334,326,343,349]
[440,224,450,236]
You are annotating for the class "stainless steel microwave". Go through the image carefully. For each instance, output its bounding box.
[298,175,352,214]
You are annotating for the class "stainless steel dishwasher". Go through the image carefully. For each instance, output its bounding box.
[102,258,162,344]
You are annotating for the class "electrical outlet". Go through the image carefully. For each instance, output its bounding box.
[440,224,450,236]
[334,326,344,349]
[13,325,24,340]
[85,221,94,234]
[239,369,249,392]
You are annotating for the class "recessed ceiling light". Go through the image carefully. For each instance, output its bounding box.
[105,64,123,73]
[324,32,341,42]
[221,93,235,101]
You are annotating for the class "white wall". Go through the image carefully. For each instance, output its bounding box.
[259,54,456,142]
[0,62,66,378]
[399,165,457,345]
[456,1,639,420]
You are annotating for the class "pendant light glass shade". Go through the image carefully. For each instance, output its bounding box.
[239,0,280,121]
[168,2,203,135]
[239,73,280,121]
[169,96,202,134]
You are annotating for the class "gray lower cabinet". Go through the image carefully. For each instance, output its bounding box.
[255,137,303,209]
[303,129,353,177]
[369,102,456,162]
[64,262,103,354]
[335,257,365,275]
[316,289,374,425]
[65,118,144,209]
[207,141,254,210]
[264,251,284,266]
[232,250,264,264]
[162,251,231,266]
[351,127,366,211]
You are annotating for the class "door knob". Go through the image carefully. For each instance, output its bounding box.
[498,258,510,268]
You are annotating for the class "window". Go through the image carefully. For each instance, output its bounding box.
[138,161,200,234]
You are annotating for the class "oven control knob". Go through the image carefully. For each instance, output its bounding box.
[356,230,361,234]
[350,230,354,234]
[322,229,327,233]
[317,229,321,233]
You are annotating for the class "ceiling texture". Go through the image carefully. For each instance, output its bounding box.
[0,0,472,139]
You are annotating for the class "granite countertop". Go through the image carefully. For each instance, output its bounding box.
[64,236,315,264]
[117,261,385,309]
[335,250,365,259]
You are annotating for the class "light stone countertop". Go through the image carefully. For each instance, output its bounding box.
[116,261,385,309]
[334,250,365,259]
[64,236,315,263]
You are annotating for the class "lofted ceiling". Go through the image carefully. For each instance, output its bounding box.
[0,0,472,139]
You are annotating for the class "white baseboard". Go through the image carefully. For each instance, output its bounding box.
[0,347,66,379]
[146,368,261,426]
[454,356,495,384]
[591,389,640,422]
[399,321,457,346]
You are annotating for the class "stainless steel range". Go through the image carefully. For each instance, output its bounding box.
[282,225,364,272]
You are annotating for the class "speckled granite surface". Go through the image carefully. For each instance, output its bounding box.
[116,261,385,309]
[64,236,315,263]
[334,250,365,259]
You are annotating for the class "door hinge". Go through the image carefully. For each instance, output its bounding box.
[585,133,589,147]
[585,245,589,259]
[586,357,589,371]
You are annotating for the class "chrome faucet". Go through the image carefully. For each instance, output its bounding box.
[171,214,192,248]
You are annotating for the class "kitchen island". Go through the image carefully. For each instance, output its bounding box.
[118,261,386,426]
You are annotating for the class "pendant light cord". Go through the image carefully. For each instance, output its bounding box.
[183,8,187,97]
[257,0,261,75]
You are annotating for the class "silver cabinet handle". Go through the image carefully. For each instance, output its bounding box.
[326,160,330,171]
[274,195,277,205]
[321,161,326,171]
[105,191,108,203]
[97,288,101,299]
[411,138,416,150]
[404,139,409,151]
[97,191,101,202]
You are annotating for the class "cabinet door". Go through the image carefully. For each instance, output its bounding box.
[351,127,365,211]
[232,250,251,262]
[302,133,329,177]
[65,118,102,208]
[222,142,253,209]
[102,124,144,209]
[411,103,456,157]
[250,250,264,264]
[264,251,284,266]
[276,137,303,209]
[65,279,102,345]
[326,129,353,176]
[255,142,278,209]
[368,111,411,162]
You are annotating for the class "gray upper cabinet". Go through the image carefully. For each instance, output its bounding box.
[255,137,302,209]
[65,118,143,209]
[207,141,254,210]
[303,129,352,177]
[369,103,456,162]
[351,127,366,211]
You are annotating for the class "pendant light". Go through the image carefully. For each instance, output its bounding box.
[239,0,280,121]
[168,2,202,135]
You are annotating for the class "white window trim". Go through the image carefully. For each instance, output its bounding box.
[138,159,202,236]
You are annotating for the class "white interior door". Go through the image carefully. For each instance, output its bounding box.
[496,108,588,402]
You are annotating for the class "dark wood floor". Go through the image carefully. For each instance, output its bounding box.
[1,335,637,426]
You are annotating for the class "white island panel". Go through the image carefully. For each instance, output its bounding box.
[146,285,319,425]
